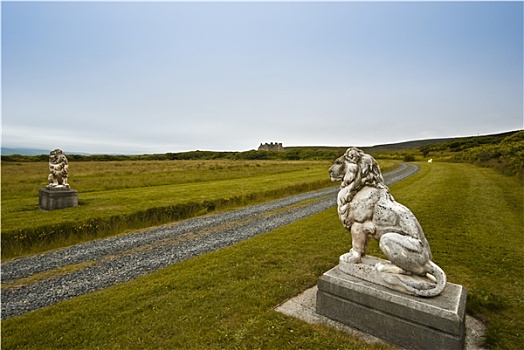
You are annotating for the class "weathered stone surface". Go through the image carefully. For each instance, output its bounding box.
[339,255,441,296]
[46,148,70,190]
[276,286,485,350]
[316,266,467,350]
[39,188,78,211]
[328,147,447,297]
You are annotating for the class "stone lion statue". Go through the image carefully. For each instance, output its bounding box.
[329,147,446,297]
[46,149,70,190]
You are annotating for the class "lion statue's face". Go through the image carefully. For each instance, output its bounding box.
[49,149,64,164]
[328,148,362,183]
[49,149,68,166]
[328,156,346,182]
[329,147,385,193]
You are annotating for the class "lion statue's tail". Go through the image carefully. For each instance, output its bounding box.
[380,261,447,297]
[418,261,447,297]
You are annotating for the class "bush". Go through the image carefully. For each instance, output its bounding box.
[403,154,415,162]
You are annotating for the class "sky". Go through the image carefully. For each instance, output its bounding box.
[2,1,523,154]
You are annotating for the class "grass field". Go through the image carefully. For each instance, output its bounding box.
[1,160,398,259]
[387,163,523,349]
[0,160,333,259]
[2,162,522,349]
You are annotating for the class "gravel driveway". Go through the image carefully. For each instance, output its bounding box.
[1,163,419,319]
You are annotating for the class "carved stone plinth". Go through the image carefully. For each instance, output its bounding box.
[339,255,442,296]
[39,188,78,211]
[316,266,467,350]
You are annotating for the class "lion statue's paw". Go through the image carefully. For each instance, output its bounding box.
[375,261,407,275]
[341,251,362,264]
[377,267,438,292]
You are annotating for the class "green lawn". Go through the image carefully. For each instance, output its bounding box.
[2,162,522,349]
[1,159,397,259]
[2,160,334,231]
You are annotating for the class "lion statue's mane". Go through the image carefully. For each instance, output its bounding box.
[329,147,446,297]
[331,148,389,224]
[47,149,70,190]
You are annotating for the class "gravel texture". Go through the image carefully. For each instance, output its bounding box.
[1,163,418,319]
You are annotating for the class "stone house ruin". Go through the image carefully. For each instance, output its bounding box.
[258,142,284,151]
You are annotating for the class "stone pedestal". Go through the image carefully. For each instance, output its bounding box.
[316,266,467,350]
[39,188,78,211]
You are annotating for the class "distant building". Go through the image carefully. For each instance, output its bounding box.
[258,142,284,151]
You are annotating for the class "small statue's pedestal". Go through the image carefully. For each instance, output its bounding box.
[316,264,467,350]
[39,188,78,211]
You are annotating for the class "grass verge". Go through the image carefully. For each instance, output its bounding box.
[2,162,522,349]
[386,162,523,349]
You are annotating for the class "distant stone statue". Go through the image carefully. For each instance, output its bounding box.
[46,149,70,190]
[328,147,446,297]
[39,149,78,210]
